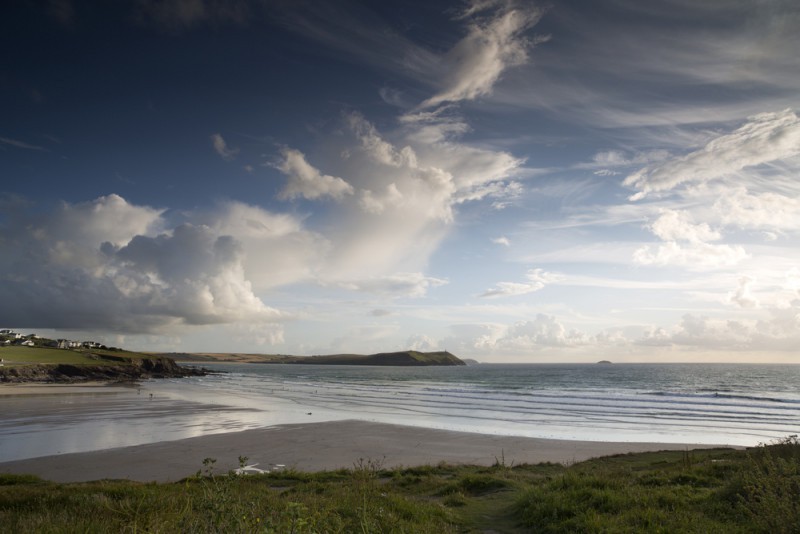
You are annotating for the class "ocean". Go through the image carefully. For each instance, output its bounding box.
[1,363,798,462]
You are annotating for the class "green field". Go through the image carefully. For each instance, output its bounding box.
[0,346,100,365]
[0,346,151,366]
[1,439,798,533]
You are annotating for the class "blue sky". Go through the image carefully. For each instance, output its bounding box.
[2,0,799,362]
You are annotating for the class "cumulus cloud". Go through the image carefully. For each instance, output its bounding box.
[358,184,403,215]
[634,309,800,352]
[275,147,354,201]
[108,224,278,324]
[634,209,747,269]
[504,314,589,347]
[210,133,239,160]
[406,334,439,351]
[480,268,559,298]
[315,112,522,279]
[420,1,546,108]
[648,210,721,243]
[625,109,800,200]
[445,314,589,355]
[492,236,510,246]
[713,185,800,233]
[194,200,327,289]
[0,195,282,333]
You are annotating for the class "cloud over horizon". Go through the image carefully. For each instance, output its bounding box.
[2,0,799,360]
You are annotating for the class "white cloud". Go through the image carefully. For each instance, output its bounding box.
[492,236,510,246]
[593,169,619,177]
[313,112,522,279]
[625,109,800,200]
[347,112,416,168]
[713,185,800,233]
[420,2,546,108]
[648,210,721,243]
[406,334,439,351]
[634,308,800,352]
[210,133,239,160]
[189,200,327,290]
[633,241,748,270]
[109,224,278,325]
[634,208,748,269]
[480,268,559,298]
[275,147,354,201]
[446,315,590,354]
[358,184,403,215]
[505,314,589,347]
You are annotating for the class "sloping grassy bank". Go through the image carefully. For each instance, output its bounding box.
[0,346,206,383]
[1,439,797,533]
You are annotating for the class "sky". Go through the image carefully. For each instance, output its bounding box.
[1,0,799,362]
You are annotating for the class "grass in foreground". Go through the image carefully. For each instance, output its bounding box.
[1,439,798,533]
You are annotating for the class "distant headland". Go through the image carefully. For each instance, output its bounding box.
[164,350,466,367]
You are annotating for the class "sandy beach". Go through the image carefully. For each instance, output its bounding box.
[0,382,138,396]
[0,419,732,483]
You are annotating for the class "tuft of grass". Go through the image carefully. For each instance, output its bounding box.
[1,440,798,533]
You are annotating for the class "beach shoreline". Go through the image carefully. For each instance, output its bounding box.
[0,382,140,396]
[0,419,739,483]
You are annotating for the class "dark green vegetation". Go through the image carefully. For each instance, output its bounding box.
[167,350,466,366]
[2,439,798,533]
[0,346,205,383]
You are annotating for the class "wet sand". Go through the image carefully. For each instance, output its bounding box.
[0,419,732,483]
[0,382,137,396]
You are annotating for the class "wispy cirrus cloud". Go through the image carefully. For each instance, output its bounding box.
[0,136,46,151]
[136,0,251,30]
[480,268,559,298]
[419,1,547,108]
[625,110,800,200]
[210,133,239,160]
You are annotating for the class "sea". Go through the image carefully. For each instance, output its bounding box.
[1,363,799,462]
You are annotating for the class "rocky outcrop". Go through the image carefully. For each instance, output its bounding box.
[0,357,207,383]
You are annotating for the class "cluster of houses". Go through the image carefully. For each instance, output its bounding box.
[0,329,106,350]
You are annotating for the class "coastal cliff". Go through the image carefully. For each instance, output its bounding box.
[0,356,206,383]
